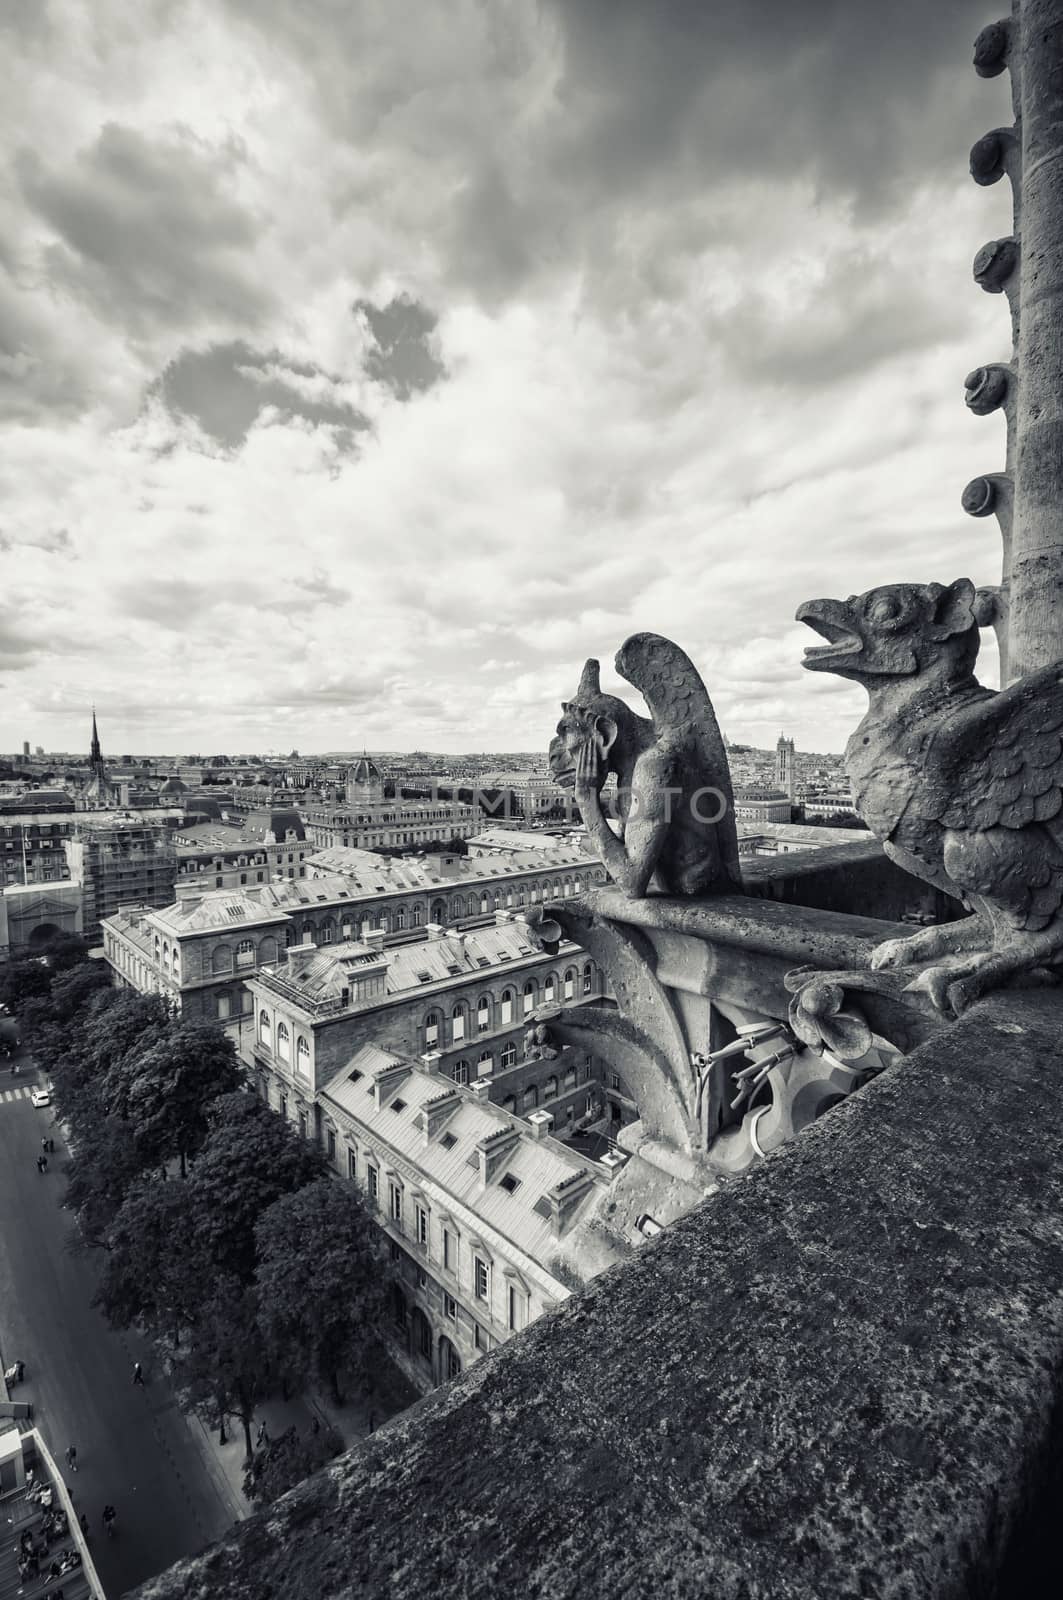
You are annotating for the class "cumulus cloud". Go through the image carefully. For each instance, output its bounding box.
[0,0,1016,755]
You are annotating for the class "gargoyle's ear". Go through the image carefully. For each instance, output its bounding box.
[928,578,977,639]
[593,714,618,759]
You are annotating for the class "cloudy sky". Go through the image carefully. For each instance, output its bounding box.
[0,0,1013,758]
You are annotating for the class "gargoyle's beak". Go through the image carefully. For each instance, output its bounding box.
[796,598,863,671]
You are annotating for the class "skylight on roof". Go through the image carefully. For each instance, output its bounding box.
[389,1097,407,1113]
[439,1132,457,1151]
[499,1172,521,1194]
[348,1069,364,1083]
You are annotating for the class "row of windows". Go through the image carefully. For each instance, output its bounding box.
[423,964,597,1050]
[258,1012,311,1073]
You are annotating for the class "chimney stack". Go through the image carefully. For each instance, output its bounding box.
[526,1110,554,1141]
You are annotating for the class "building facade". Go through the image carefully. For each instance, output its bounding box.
[733,787,793,824]
[66,821,179,942]
[242,921,608,1139]
[102,849,608,1022]
[303,797,479,851]
[312,1043,627,1393]
[774,734,796,802]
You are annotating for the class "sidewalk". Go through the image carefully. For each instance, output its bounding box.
[183,1360,418,1520]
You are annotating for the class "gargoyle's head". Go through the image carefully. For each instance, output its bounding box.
[797,578,989,683]
[549,658,639,789]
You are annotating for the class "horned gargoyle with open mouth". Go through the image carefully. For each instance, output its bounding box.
[797,576,1063,1017]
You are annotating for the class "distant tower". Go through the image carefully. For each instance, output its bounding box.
[90,708,103,773]
[774,732,796,801]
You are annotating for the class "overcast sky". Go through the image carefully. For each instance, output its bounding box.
[0,0,1013,758]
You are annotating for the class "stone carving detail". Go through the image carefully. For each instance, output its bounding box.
[798,576,1063,1017]
[548,634,740,899]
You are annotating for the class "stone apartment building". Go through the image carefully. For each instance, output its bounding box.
[102,849,608,1023]
[303,797,480,851]
[313,1042,628,1392]
[241,921,608,1136]
[1,814,76,891]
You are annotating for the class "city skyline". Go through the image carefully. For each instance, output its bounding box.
[2,0,1011,755]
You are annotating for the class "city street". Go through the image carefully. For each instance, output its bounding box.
[0,1053,238,1597]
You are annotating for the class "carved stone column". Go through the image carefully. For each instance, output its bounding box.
[1010,0,1063,678]
[974,2,1063,681]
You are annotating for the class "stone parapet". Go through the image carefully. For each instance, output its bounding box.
[128,987,1063,1600]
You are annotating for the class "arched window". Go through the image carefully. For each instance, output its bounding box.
[259,935,278,964]
[564,968,576,1000]
[451,1004,466,1043]
[154,935,161,963]
[411,904,424,926]
[396,906,407,930]
[553,881,562,898]
[302,923,315,945]
[380,908,392,933]
[258,1010,272,1048]
[544,974,557,1004]
[171,947,180,976]
[500,989,514,1026]
[296,1036,310,1076]
[478,1050,493,1074]
[424,1011,442,1050]
[529,882,540,903]
[544,1075,558,1100]
[583,961,595,995]
[277,1022,290,1063]
[480,892,490,915]
[522,980,537,1017]
[450,895,465,920]
[477,996,491,1033]
[412,1306,433,1364]
[516,888,525,907]
[453,1059,470,1086]
[523,1083,539,1111]
[500,1041,517,1070]
[285,925,297,947]
[431,899,447,925]
[564,1064,577,1090]
[574,874,583,892]
[162,941,170,969]
[216,991,231,1020]
[319,918,335,945]
[439,1335,461,1381]
[236,938,255,969]
[391,1285,410,1336]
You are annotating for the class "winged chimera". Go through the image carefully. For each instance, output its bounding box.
[549,632,740,898]
[799,576,1063,1016]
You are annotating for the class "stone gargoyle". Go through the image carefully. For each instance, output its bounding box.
[798,575,1063,1016]
[548,634,741,898]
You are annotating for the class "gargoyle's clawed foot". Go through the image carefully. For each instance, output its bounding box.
[870,936,922,972]
[902,957,981,1015]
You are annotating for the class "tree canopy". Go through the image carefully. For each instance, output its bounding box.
[255,1179,391,1404]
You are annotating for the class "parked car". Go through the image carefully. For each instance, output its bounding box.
[30,1087,52,1108]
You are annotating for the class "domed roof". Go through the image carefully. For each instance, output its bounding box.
[348,756,381,782]
[160,773,188,796]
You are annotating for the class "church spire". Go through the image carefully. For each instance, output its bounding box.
[90,706,102,766]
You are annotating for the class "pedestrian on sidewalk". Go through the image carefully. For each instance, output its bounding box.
[256,1419,268,1447]
[36,1154,46,1174]
[78,1514,89,1540]
[132,1361,144,1387]
[65,1446,77,1473]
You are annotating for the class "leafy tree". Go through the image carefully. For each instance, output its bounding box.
[243,1422,344,1505]
[188,1093,327,1283]
[0,955,52,1012]
[92,1180,204,1335]
[122,1020,243,1175]
[255,1179,391,1405]
[40,931,92,974]
[170,1277,269,1464]
[66,1117,158,1248]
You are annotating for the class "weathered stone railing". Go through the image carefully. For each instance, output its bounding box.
[129,981,1063,1600]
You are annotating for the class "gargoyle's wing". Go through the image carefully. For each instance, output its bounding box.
[925,661,1063,833]
[614,632,741,883]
